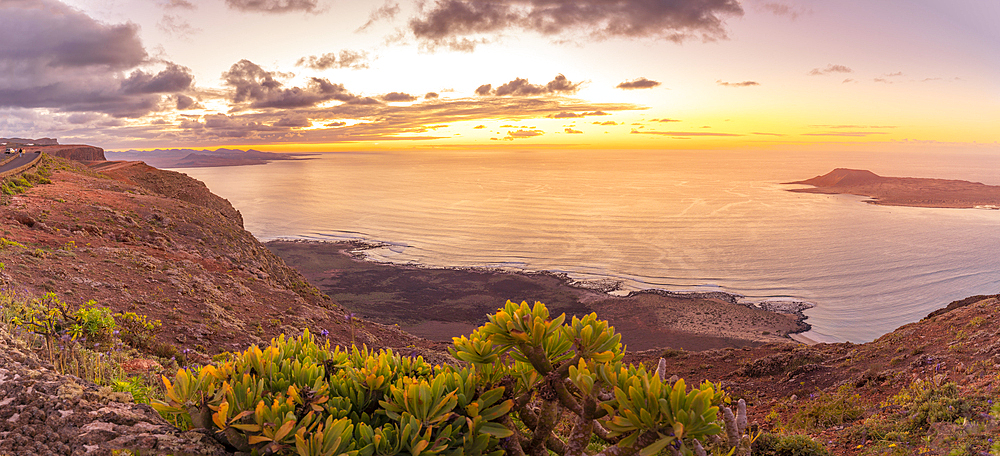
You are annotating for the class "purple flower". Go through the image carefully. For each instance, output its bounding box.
[319,329,329,337]
[112,330,120,336]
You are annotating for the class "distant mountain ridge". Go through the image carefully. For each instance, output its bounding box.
[106,148,314,168]
[0,137,59,146]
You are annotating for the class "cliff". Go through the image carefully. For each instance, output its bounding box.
[26,144,107,161]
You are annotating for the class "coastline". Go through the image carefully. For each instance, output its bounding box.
[265,239,812,352]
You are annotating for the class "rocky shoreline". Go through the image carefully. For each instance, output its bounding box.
[266,239,812,351]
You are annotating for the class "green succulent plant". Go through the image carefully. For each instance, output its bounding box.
[153,301,754,456]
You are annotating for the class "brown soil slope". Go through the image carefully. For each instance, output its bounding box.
[787,168,1000,208]
[1,155,430,362]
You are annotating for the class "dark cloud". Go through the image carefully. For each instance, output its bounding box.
[1,0,146,70]
[424,92,440,99]
[716,80,759,87]
[630,129,741,137]
[382,92,418,102]
[0,0,204,118]
[650,118,681,122]
[225,0,319,13]
[327,121,346,126]
[274,115,310,127]
[473,124,486,129]
[808,64,853,76]
[564,128,582,134]
[296,50,371,70]
[478,75,581,96]
[616,78,661,90]
[358,1,400,31]
[409,0,743,50]
[122,64,194,94]
[593,121,617,125]
[223,59,366,109]
[175,94,200,110]
[474,84,492,96]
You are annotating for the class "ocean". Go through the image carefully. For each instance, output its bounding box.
[173,148,1000,343]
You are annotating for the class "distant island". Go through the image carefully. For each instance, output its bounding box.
[786,168,1000,209]
[106,148,315,168]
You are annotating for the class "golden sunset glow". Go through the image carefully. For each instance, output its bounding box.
[1,0,996,153]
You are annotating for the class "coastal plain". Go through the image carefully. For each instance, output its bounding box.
[265,240,809,351]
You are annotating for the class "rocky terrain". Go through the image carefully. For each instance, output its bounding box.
[0,326,229,456]
[267,241,808,351]
[1,155,431,360]
[787,168,1000,208]
[1,153,998,455]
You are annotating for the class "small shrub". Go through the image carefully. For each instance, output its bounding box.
[115,310,162,350]
[753,433,832,456]
[72,300,117,344]
[891,377,972,432]
[791,384,865,429]
[112,375,153,404]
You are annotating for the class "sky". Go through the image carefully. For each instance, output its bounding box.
[0,0,997,152]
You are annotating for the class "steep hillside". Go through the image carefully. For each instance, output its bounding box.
[1,155,432,362]
[633,296,1000,455]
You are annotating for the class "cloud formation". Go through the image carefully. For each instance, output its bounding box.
[223,59,365,109]
[564,128,582,134]
[477,75,581,96]
[382,92,417,102]
[0,0,199,117]
[716,80,759,87]
[616,78,661,90]
[809,64,853,76]
[755,2,807,19]
[158,15,201,38]
[159,0,195,9]
[409,0,743,50]
[225,0,319,13]
[358,1,400,31]
[296,50,371,70]
[507,129,544,138]
[630,129,741,137]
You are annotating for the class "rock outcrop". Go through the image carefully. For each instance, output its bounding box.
[0,327,231,456]
[30,145,107,162]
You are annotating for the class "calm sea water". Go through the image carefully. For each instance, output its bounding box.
[173,149,1000,343]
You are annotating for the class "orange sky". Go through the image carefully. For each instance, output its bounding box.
[1,0,997,152]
